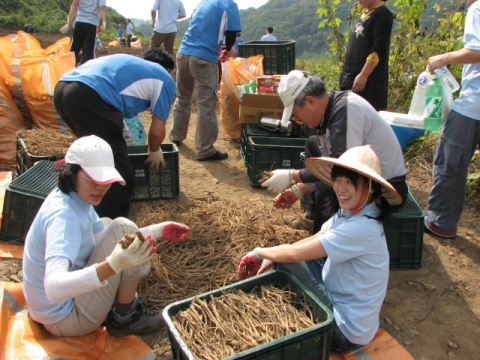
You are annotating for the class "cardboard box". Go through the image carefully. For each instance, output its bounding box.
[239,93,285,124]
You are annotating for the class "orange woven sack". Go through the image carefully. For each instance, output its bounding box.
[0,31,41,57]
[0,82,25,166]
[219,55,264,140]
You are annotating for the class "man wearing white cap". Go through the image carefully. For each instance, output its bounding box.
[23,135,191,338]
[54,48,176,219]
[262,70,407,233]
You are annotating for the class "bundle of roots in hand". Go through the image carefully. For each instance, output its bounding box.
[172,284,316,359]
[118,230,144,249]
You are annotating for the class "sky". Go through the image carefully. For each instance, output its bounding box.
[111,0,270,21]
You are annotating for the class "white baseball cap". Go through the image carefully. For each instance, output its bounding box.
[278,70,310,125]
[56,135,125,186]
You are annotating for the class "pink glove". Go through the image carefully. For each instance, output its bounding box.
[273,185,303,209]
[238,251,262,280]
[140,222,191,243]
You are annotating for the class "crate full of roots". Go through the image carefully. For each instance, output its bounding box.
[16,129,76,176]
[163,270,333,360]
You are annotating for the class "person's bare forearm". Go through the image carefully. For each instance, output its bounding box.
[67,0,79,26]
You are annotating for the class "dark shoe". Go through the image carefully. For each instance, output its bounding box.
[198,151,228,161]
[283,214,314,233]
[106,296,164,336]
[424,216,456,238]
[168,134,182,146]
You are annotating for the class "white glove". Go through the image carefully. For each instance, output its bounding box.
[101,22,106,31]
[106,235,156,273]
[146,148,165,170]
[59,24,70,34]
[140,222,191,243]
[261,169,294,193]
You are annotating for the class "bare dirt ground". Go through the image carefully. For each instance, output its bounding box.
[1,30,480,360]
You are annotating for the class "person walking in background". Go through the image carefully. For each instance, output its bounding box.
[53,48,176,219]
[424,0,480,238]
[261,27,276,41]
[169,0,242,161]
[59,0,106,66]
[339,0,393,111]
[126,19,134,47]
[234,32,244,55]
[116,23,125,45]
[149,0,186,55]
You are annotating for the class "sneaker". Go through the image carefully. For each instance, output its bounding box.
[424,216,456,238]
[106,296,165,336]
[283,214,314,233]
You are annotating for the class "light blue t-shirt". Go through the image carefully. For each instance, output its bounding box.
[60,54,176,122]
[23,189,105,324]
[451,1,480,121]
[179,0,242,63]
[319,202,389,345]
[152,0,186,34]
[76,0,106,27]
[261,34,276,41]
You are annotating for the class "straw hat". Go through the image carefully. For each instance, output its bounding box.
[305,145,402,205]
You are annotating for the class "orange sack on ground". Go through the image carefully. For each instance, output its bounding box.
[0,282,156,360]
[0,82,25,166]
[219,55,264,140]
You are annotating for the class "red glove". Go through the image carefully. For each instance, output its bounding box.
[238,251,262,280]
[218,49,228,63]
[273,185,303,209]
[160,222,191,243]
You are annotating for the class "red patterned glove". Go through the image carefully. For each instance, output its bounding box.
[273,185,303,209]
[238,251,262,280]
[141,222,191,243]
[218,49,228,63]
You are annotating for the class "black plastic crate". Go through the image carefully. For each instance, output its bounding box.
[0,161,57,243]
[163,269,333,360]
[240,124,291,166]
[16,133,68,176]
[246,136,306,186]
[128,144,180,200]
[387,189,425,270]
[238,41,296,75]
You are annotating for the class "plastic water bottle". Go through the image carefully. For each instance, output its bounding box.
[423,75,443,132]
[122,121,136,146]
[408,70,431,117]
[434,66,460,93]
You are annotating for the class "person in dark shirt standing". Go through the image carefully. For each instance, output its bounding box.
[339,0,393,111]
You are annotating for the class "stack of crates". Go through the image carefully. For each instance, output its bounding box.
[163,270,333,360]
[387,189,426,270]
[0,161,57,243]
[238,41,295,75]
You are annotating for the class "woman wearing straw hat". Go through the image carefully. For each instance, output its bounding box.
[238,145,401,352]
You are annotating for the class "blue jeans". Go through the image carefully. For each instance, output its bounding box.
[276,260,361,352]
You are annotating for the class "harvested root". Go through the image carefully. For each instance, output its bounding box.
[118,230,144,249]
[258,171,272,184]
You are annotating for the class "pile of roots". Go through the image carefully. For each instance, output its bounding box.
[18,128,75,156]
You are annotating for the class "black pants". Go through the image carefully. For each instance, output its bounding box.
[53,81,134,219]
[302,136,408,234]
[70,22,97,66]
[127,34,133,47]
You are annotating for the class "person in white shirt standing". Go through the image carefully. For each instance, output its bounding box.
[126,19,134,47]
[261,26,276,41]
[149,0,186,55]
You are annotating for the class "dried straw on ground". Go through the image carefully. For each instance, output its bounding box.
[173,285,316,359]
[132,196,308,310]
[18,128,75,156]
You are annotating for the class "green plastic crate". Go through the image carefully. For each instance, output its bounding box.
[238,41,296,75]
[240,124,291,167]
[246,136,306,186]
[387,189,425,270]
[128,144,180,200]
[0,161,57,243]
[163,269,333,360]
[16,135,65,176]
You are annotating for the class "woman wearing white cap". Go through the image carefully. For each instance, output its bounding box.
[23,135,191,337]
[238,145,400,352]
